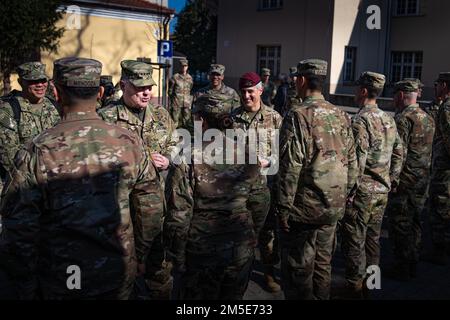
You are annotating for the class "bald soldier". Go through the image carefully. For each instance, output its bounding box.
[164,95,270,300]
[98,60,177,299]
[275,59,357,300]
[168,59,193,129]
[385,79,435,280]
[340,72,403,297]
[0,57,164,299]
[231,72,282,293]
[0,62,60,192]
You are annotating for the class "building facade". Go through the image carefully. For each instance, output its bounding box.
[216,0,450,102]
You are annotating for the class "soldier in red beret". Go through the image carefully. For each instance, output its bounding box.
[231,72,283,293]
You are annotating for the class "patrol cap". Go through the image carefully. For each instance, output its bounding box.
[356,71,386,90]
[296,59,328,77]
[289,67,298,77]
[100,75,113,86]
[180,59,189,66]
[436,72,450,83]
[261,68,271,76]
[17,62,48,81]
[121,60,157,87]
[53,57,102,87]
[404,78,424,89]
[209,64,225,75]
[394,79,420,93]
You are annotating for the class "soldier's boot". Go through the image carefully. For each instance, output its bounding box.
[421,245,448,266]
[263,266,281,293]
[384,263,411,282]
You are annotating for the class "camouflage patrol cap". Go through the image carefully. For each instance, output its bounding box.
[356,71,386,90]
[53,57,102,87]
[289,67,297,77]
[100,75,113,86]
[121,60,157,87]
[404,78,424,89]
[192,93,229,115]
[261,68,271,76]
[180,59,189,66]
[437,72,450,82]
[17,62,48,81]
[394,79,420,93]
[209,64,225,75]
[296,59,328,76]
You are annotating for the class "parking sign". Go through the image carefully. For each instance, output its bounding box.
[158,40,173,58]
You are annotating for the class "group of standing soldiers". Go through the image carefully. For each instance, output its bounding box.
[0,53,448,301]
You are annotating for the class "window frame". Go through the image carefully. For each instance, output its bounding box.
[257,45,282,78]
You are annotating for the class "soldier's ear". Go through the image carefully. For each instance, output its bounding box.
[98,86,105,99]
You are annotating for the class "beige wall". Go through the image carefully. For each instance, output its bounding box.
[216,0,334,90]
[7,10,168,98]
[331,0,389,95]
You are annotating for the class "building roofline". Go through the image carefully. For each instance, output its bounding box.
[67,0,175,15]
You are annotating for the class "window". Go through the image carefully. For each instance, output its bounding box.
[257,46,281,76]
[396,0,419,16]
[343,47,357,82]
[259,0,283,10]
[390,51,423,83]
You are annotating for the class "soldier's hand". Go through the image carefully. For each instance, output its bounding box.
[278,216,290,233]
[151,153,170,170]
[259,158,270,168]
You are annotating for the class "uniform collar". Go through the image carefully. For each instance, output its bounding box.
[62,110,99,122]
[303,94,325,103]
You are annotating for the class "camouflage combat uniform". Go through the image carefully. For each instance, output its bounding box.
[0,58,164,300]
[164,101,270,300]
[341,73,404,290]
[169,59,193,129]
[0,62,60,188]
[231,103,282,270]
[99,60,176,300]
[261,68,277,107]
[388,94,435,272]
[429,73,450,256]
[275,59,358,300]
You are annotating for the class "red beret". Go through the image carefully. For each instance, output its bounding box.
[239,72,261,89]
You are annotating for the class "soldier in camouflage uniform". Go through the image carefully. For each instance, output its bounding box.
[285,66,301,116]
[425,81,443,124]
[0,57,164,299]
[164,94,270,300]
[261,68,277,107]
[193,64,240,116]
[231,72,282,293]
[98,60,177,299]
[0,62,60,190]
[168,59,193,129]
[97,75,114,110]
[275,59,357,300]
[427,72,450,265]
[385,79,435,280]
[340,72,404,297]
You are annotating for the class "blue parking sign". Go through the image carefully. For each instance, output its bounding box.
[158,40,173,58]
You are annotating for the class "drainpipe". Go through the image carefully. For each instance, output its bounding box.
[383,0,392,91]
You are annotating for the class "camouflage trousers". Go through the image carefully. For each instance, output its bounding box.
[176,244,255,300]
[170,101,191,130]
[429,170,450,249]
[387,189,426,265]
[341,192,388,287]
[259,178,279,266]
[259,209,280,266]
[280,222,337,300]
